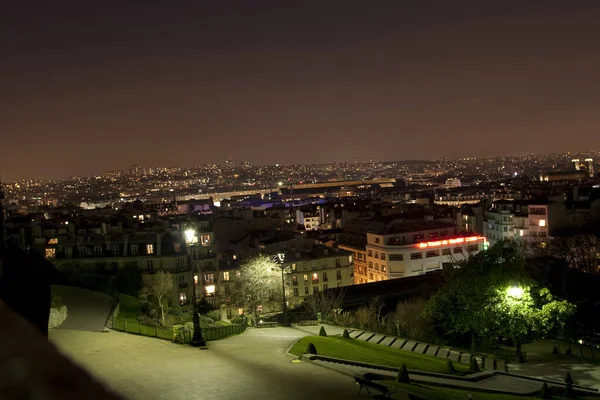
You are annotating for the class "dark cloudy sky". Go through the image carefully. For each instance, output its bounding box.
[2,1,600,180]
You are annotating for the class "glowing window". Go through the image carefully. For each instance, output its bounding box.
[48,238,58,245]
[45,248,56,259]
[205,285,216,295]
[539,219,546,227]
[223,271,230,281]
[146,244,154,254]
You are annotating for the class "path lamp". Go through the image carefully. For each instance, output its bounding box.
[185,228,206,347]
[276,252,291,326]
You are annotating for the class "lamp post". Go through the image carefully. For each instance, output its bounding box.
[185,228,206,347]
[276,252,290,326]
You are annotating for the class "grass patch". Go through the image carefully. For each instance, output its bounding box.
[119,294,142,319]
[290,336,472,375]
[384,382,592,400]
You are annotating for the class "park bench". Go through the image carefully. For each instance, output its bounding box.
[354,375,398,398]
[256,321,278,328]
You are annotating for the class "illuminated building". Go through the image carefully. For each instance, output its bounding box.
[365,221,486,280]
[483,200,551,246]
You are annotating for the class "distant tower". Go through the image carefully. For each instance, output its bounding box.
[572,159,581,170]
[585,158,594,177]
[355,157,359,165]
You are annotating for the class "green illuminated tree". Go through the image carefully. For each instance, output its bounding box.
[426,241,575,357]
[425,240,526,352]
[494,286,576,359]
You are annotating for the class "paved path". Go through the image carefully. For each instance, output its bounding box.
[52,285,113,332]
[49,326,364,400]
[508,359,600,391]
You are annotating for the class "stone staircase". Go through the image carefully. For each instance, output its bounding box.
[346,328,508,372]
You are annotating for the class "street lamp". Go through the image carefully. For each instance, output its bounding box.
[276,252,291,326]
[185,228,206,347]
[507,286,524,299]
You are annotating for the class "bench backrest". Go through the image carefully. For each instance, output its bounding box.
[354,377,389,393]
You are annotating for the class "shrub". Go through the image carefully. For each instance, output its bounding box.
[396,364,410,383]
[138,294,148,302]
[231,315,245,325]
[446,359,455,374]
[184,322,194,332]
[470,356,479,372]
[306,343,317,355]
[205,310,221,322]
[149,309,157,319]
[552,346,559,355]
[565,348,572,356]
[539,382,551,399]
[564,371,574,385]
[140,301,151,313]
[319,326,327,337]
[343,329,351,339]
[395,298,435,342]
[51,295,64,309]
[172,325,185,344]
[169,307,182,316]
[355,306,371,330]
[199,316,214,327]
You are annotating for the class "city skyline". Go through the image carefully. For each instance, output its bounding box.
[3,0,600,181]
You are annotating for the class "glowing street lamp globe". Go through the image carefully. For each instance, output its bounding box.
[184,229,196,244]
[507,286,524,299]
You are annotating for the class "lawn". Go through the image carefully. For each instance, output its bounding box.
[290,336,472,375]
[384,382,598,400]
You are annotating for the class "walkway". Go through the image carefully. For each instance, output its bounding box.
[52,285,113,332]
[49,326,363,400]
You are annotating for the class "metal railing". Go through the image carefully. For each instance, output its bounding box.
[109,317,247,343]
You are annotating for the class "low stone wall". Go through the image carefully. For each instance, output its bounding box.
[48,306,68,329]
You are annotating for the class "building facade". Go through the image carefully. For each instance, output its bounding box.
[365,222,486,279]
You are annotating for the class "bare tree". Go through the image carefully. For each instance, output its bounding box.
[143,271,174,325]
[231,255,282,325]
[304,288,346,320]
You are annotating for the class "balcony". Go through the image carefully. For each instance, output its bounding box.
[311,279,319,285]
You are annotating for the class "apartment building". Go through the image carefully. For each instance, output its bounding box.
[482,200,557,246]
[47,231,193,309]
[366,221,486,279]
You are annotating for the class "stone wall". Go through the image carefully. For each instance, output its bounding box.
[48,306,68,329]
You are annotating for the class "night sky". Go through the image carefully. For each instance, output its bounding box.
[3,1,600,180]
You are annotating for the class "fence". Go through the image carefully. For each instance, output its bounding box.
[110,317,247,343]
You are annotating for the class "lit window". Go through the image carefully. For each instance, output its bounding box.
[233,254,237,260]
[146,244,154,254]
[238,307,244,315]
[349,256,353,263]
[179,293,187,305]
[236,271,241,278]
[205,285,216,295]
[45,248,56,259]
[539,219,546,227]
[194,275,199,285]
[223,271,230,281]
[139,215,144,221]
[48,238,58,245]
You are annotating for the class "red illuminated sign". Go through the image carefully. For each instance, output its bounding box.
[417,236,486,249]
